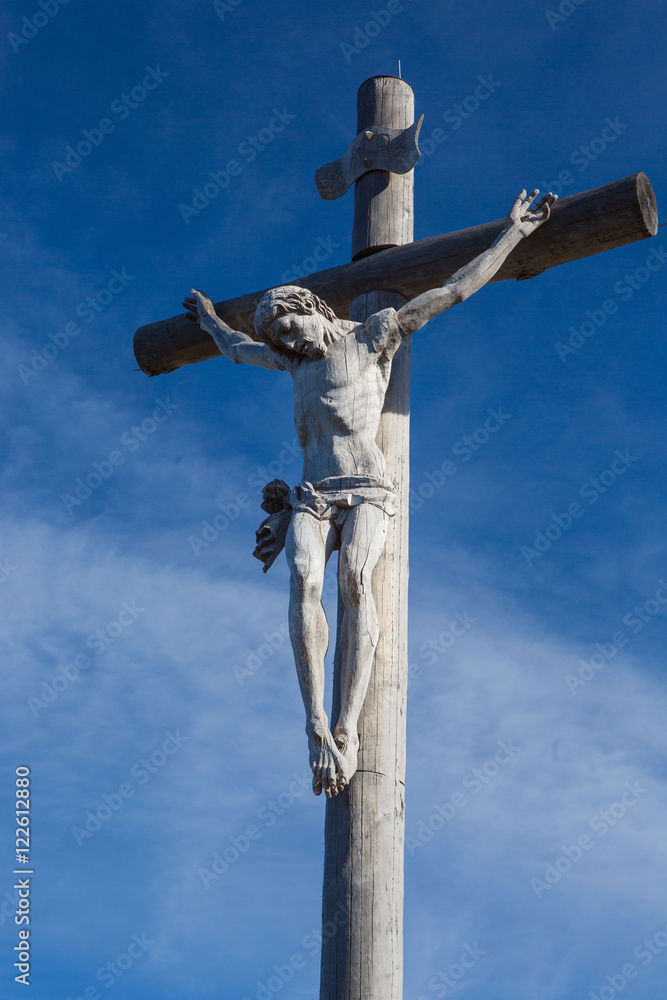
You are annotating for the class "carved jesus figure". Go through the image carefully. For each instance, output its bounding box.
[184,188,556,798]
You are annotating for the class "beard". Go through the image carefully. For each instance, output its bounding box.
[295,320,341,360]
[300,337,327,359]
[266,313,341,361]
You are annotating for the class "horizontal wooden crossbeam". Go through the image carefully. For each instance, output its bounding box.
[134,172,657,376]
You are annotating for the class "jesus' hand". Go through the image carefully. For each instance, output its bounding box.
[182,288,217,325]
[507,188,557,238]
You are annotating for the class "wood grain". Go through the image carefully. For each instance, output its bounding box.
[320,75,413,1000]
[133,172,657,376]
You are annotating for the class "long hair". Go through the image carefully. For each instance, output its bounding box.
[253,285,337,354]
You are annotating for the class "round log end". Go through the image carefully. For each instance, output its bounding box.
[357,75,414,96]
[134,323,172,377]
[133,314,219,377]
[636,172,658,236]
[133,325,156,376]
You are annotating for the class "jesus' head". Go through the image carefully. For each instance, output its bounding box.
[254,285,340,360]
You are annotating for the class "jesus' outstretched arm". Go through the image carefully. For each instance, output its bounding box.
[395,188,557,336]
[183,289,286,371]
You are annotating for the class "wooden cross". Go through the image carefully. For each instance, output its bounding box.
[133,77,657,1000]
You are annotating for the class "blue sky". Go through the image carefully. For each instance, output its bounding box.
[2,1,667,998]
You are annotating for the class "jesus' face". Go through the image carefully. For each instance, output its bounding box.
[268,312,332,360]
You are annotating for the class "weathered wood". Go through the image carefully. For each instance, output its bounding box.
[321,75,412,1000]
[131,68,661,1000]
[315,116,423,201]
[134,171,657,376]
[351,80,416,259]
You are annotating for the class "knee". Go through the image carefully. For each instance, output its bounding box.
[290,554,323,603]
[338,558,370,610]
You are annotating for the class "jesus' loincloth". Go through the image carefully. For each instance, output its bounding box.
[253,475,398,571]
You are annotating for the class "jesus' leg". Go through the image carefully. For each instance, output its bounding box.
[334,503,390,786]
[285,511,342,797]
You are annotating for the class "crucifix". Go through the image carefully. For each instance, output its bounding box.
[134,77,657,1000]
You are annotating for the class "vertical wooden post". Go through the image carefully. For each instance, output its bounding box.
[321,76,414,1000]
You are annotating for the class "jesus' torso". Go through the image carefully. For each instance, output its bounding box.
[284,308,404,485]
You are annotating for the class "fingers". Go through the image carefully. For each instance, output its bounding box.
[516,188,558,224]
[537,192,557,209]
[182,296,199,321]
[537,195,552,220]
[536,192,557,219]
[515,188,539,209]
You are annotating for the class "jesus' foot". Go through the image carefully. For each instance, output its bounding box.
[334,728,360,788]
[308,726,346,798]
